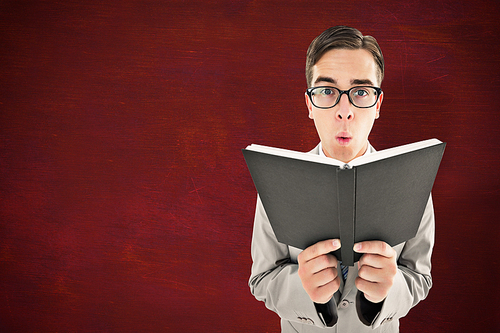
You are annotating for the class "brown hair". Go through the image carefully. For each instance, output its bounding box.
[305,26,384,87]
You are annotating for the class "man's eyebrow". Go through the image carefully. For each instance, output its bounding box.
[314,76,336,85]
[351,79,374,86]
[314,77,375,86]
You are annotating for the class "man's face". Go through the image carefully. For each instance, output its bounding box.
[306,48,383,163]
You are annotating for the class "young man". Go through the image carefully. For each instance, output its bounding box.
[249,26,434,332]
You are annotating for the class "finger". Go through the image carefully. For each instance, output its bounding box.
[353,240,395,258]
[355,278,387,303]
[357,263,384,283]
[309,275,341,304]
[312,267,339,287]
[299,253,338,277]
[298,239,341,263]
[358,253,390,269]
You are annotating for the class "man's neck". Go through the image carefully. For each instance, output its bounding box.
[318,142,372,162]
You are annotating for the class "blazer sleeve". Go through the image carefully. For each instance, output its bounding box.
[359,195,435,328]
[248,195,336,328]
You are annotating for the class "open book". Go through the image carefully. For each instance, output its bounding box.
[242,139,445,266]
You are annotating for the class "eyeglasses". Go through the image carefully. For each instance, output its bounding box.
[306,86,382,109]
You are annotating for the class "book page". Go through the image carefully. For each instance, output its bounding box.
[246,138,442,168]
[348,138,443,167]
[245,144,344,167]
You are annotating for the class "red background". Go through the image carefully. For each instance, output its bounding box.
[1,1,499,332]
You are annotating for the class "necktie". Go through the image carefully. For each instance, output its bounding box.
[340,262,349,281]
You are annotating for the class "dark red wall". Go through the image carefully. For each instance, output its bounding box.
[1,1,499,332]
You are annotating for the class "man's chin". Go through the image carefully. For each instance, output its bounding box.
[328,141,368,163]
[328,147,355,163]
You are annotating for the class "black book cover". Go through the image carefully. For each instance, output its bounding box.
[243,140,445,266]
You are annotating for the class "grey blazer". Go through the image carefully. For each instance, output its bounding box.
[248,144,435,332]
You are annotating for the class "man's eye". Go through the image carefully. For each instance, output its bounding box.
[353,89,369,97]
[320,88,334,96]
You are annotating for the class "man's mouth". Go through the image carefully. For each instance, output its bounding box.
[336,133,352,146]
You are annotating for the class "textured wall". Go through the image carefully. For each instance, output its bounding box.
[1,1,499,332]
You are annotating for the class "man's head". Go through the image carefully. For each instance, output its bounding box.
[305,26,384,163]
[306,26,384,88]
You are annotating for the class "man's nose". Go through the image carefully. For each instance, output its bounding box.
[336,94,354,121]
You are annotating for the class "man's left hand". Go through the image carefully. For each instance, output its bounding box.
[353,241,397,304]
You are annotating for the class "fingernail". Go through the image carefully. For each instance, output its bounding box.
[354,243,361,251]
[332,239,339,247]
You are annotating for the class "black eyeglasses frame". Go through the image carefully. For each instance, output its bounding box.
[306,86,383,109]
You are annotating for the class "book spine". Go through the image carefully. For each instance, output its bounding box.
[336,168,356,266]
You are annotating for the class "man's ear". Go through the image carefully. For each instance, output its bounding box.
[305,92,314,119]
[375,91,383,119]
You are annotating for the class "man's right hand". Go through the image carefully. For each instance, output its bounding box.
[297,239,342,304]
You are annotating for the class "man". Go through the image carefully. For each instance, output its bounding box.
[249,26,434,332]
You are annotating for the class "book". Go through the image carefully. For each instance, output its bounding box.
[242,139,446,266]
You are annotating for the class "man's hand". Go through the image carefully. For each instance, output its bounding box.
[297,239,342,304]
[354,241,397,304]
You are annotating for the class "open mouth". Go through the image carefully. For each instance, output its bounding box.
[336,133,352,145]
